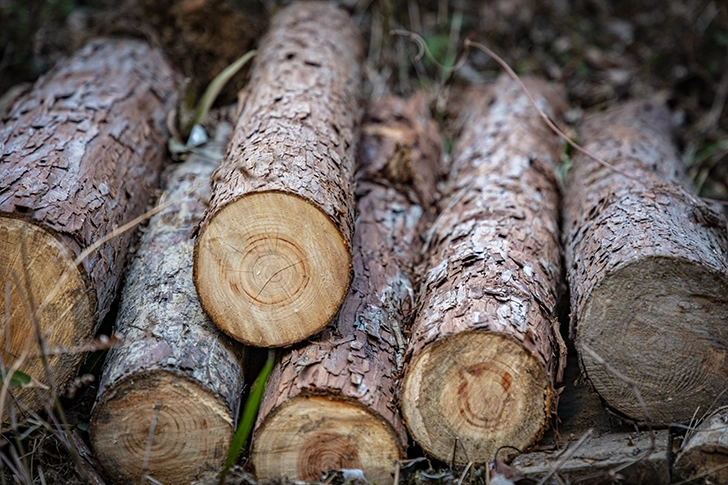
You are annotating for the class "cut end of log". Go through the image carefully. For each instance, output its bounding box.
[195,191,352,347]
[91,371,232,484]
[578,256,728,424]
[0,217,93,411]
[252,395,401,483]
[401,331,550,464]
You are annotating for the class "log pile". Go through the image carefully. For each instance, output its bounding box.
[400,75,567,464]
[563,100,728,424]
[193,1,363,347]
[90,111,245,484]
[0,38,177,414]
[251,93,440,483]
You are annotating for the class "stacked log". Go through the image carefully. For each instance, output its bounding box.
[193,1,363,347]
[673,409,728,483]
[563,100,728,424]
[90,111,245,484]
[400,75,567,464]
[251,93,440,483]
[0,39,177,414]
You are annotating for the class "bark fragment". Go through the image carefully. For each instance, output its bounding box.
[401,75,567,464]
[91,112,245,485]
[194,1,363,347]
[251,93,440,483]
[563,100,728,424]
[0,38,177,413]
[673,409,728,483]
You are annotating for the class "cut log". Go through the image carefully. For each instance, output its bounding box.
[674,409,728,483]
[91,111,245,485]
[0,39,177,414]
[193,1,363,347]
[251,93,440,483]
[563,100,728,424]
[400,75,567,464]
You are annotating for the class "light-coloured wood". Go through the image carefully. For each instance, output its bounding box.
[674,409,728,483]
[400,76,567,464]
[196,192,351,347]
[194,1,363,347]
[92,372,232,484]
[252,396,400,483]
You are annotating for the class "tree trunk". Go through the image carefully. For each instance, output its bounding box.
[673,409,728,483]
[563,100,728,424]
[90,110,245,485]
[0,38,177,414]
[400,75,567,465]
[251,93,440,484]
[194,1,363,347]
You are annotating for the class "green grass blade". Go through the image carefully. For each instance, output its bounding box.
[183,50,256,138]
[219,349,274,484]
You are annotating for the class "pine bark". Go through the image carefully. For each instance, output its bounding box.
[673,409,728,483]
[0,38,177,414]
[400,75,567,464]
[91,111,245,485]
[563,100,728,424]
[251,93,440,484]
[194,1,363,347]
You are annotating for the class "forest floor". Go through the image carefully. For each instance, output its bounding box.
[1,0,727,484]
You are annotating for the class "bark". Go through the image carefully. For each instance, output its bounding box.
[400,75,567,464]
[563,100,728,424]
[91,112,245,485]
[194,1,363,347]
[673,409,728,483]
[0,38,177,414]
[251,93,439,484]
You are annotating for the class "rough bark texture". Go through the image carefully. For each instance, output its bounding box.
[251,93,439,484]
[194,1,363,347]
[401,75,567,464]
[673,409,728,483]
[563,100,728,424]
[512,430,672,484]
[0,38,177,413]
[91,112,245,485]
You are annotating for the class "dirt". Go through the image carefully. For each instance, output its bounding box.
[0,0,726,484]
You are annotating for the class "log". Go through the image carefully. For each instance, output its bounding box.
[563,100,728,424]
[400,75,567,464]
[193,1,363,347]
[251,93,440,483]
[90,111,245,485]
[673,409,728,483]
[0,39,177,414]
[511,430,672,484]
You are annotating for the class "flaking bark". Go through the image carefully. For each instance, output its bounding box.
[563,100,728,424]
[673,409,728,483]
[251,93,440,483]
[0,38,177,412]
[193,1,363,346]
[91,111,245,485]
[401,75,567,464]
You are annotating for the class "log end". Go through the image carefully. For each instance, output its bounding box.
[91,371,233,484]
[251,395,402,483]
[401,331,551,464]
[577,256,728,424]
[195,191,352,347]
[0,217,93,413]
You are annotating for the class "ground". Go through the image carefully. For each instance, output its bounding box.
[0,0,726,483]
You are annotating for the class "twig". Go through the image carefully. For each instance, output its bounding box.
[456,462,472,485]
[141,402,163,483]
[673,462,728,485]
[393,460,400,485]
[536,429,593,485]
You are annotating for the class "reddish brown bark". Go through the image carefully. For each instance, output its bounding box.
[251,93,440,483]
[401,75,567,464]
[0,38,177,413]
[194,1,363,347]
[563,100,728,424]
[91,112,245,485]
